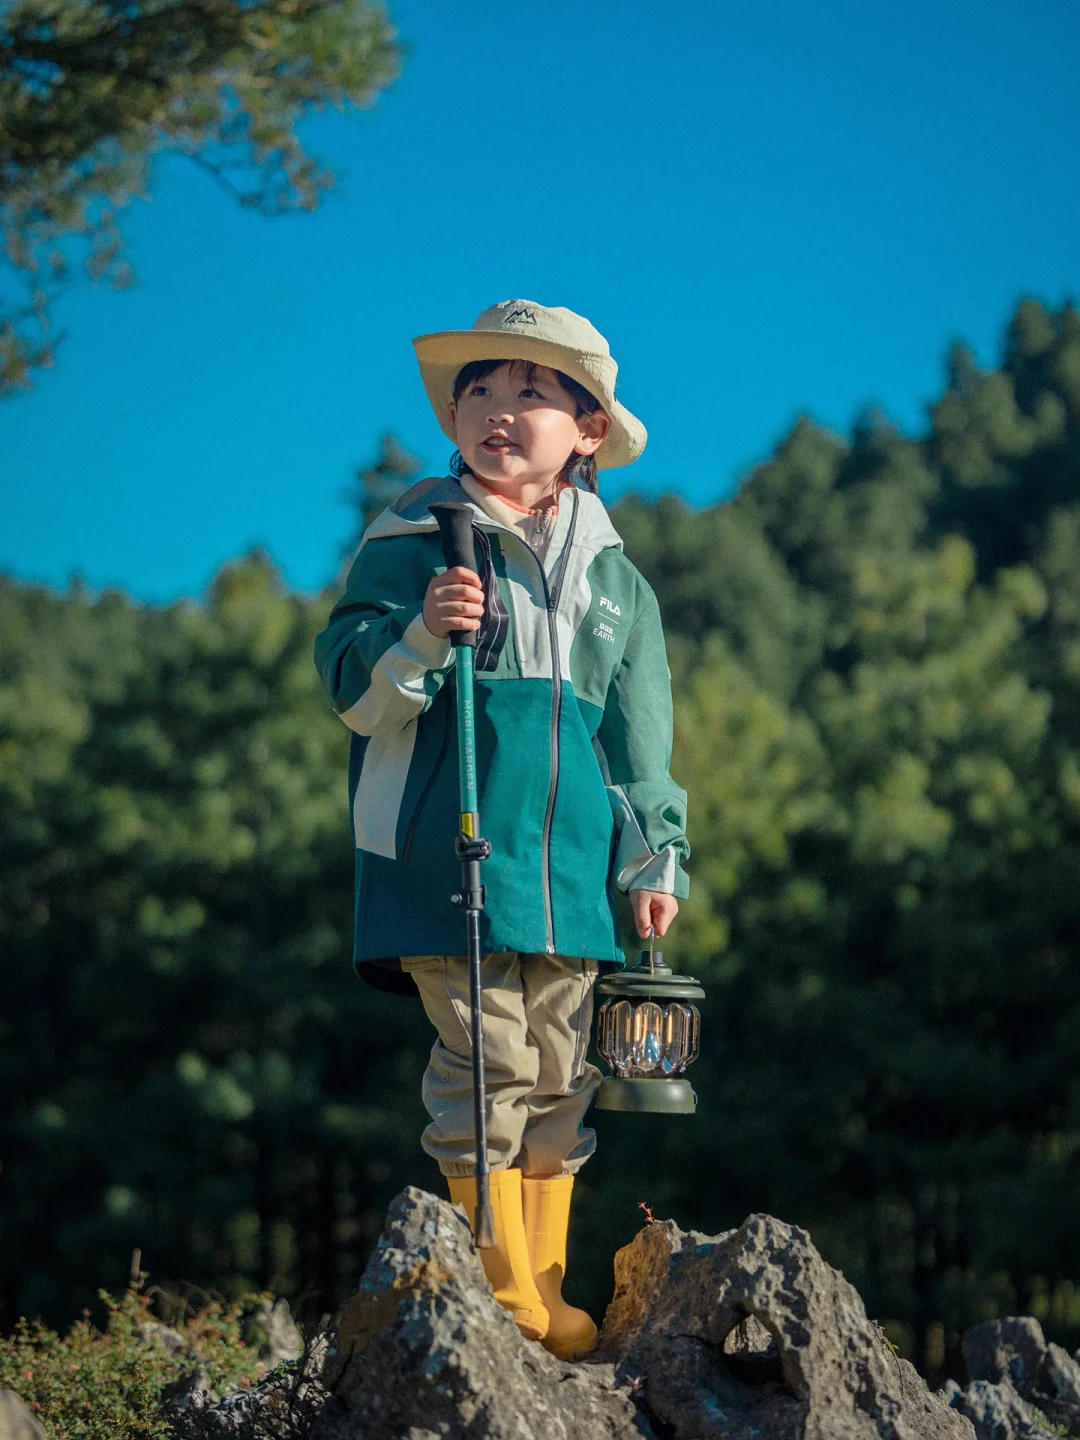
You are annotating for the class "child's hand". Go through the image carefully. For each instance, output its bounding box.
[631,889,678,938]
[423,566,485,638]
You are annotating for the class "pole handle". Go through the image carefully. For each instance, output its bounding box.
[428,503,479,649]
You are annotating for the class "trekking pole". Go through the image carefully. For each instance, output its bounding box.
[428,502,496,1249]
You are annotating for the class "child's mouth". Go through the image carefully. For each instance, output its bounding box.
[481,439,517,453]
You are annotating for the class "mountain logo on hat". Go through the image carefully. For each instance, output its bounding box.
[503,307,537,325]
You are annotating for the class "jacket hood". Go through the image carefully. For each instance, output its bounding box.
[359,474,624,560]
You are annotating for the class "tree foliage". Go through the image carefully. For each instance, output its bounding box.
[0,0,401,393]
[3,298,1080,1389]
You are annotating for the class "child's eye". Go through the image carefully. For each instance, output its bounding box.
[519,388,540,398]
[469,384,490,396]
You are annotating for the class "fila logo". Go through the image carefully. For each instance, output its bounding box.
[503,307,537,325]
[599,596,621,617]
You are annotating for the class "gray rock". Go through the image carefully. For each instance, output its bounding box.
[169,1189,986,1440]
[136,1319,190,1357]
[161,1366,221,1418]
[315,1185,655,1440]
[964,1318,1050,1394]
[163,1295,309,1437]
[1042,1341,1080,1411]
[600,1211,975,1440]
[945,1376,1057,1440]
[0,1391,47,1440]
[167,1333,332,1439]
[245,1296,304,1372]
[954,1314,1080,1438]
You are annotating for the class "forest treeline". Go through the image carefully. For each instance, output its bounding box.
[3,298,1080,1385]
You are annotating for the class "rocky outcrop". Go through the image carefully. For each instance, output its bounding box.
[158,1295,325,1437]
[316,1186,651,1440]
[940,1376,1056,1440]
[165,1186,1080,1440]
[163,1338,331,1438]
[599,1209,974,1440]
[311,1188,970,1439]
[942,1315,1080,1440]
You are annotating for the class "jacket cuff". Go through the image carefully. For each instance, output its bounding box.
[408,611,455,668]
[624,847,690,899]
[625,847,676,894]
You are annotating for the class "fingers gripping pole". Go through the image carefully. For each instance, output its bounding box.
[428,503,495,1250]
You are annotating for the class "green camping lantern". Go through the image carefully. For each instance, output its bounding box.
[594,939,705,1114]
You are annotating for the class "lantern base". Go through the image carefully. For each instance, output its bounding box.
[594,1076,698,1114]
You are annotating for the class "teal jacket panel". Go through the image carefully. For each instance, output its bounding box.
[313,474,690,987]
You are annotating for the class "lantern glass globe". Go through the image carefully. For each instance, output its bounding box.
[593,950,705,1115]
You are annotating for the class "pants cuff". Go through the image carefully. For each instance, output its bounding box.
[437,1159,515,1177]
[519,1156,592,1179]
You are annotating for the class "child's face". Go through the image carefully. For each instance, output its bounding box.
[448,362,608,491]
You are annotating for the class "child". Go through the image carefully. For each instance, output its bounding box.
[314,300,690,1359]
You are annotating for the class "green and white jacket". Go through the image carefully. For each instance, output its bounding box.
[314,473,689,990]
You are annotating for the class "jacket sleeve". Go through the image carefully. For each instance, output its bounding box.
[595,587,690,899]
[313,535,454,735]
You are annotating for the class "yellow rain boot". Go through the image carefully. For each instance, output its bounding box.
[448,1169,550,1342]
[521,1174,598,1360]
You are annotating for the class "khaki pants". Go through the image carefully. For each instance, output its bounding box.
[400,952,603,1178]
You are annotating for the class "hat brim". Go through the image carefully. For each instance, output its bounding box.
[412,329,646,471]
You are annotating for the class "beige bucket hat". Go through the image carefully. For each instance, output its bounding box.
[412,299,647,470]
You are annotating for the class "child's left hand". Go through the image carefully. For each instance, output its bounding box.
[631,889,679,938]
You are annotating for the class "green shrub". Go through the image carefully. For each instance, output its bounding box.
[0,1273,270,1438]
[1034,1413,1080,1440]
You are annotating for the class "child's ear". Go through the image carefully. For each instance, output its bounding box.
[575,408,611,456]
[448,399,457,430]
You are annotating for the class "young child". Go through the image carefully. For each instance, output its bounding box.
[314,300,690,1359]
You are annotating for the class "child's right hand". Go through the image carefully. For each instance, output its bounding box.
[423,566,485,638]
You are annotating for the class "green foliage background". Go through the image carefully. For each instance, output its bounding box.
[3,298,1080,1386]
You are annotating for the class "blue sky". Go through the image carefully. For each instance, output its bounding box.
[2,0,1078,600]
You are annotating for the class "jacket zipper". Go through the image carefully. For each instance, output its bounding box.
[537,489,579,955]
[400,697,451,863]
[407,492,580,944]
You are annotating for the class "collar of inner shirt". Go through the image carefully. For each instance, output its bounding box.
[468,472,570,518]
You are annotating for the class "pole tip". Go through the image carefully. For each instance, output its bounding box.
[475,1202,497,1250]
